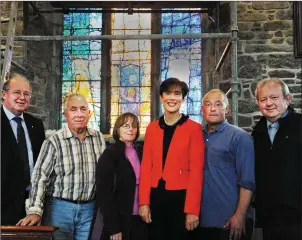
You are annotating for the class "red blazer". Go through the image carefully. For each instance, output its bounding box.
[139,119,205,216]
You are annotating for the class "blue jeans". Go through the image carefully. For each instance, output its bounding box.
[42,198,95,240]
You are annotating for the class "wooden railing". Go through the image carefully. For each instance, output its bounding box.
[0,226,58,240]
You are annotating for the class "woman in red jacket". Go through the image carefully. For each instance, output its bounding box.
[139,78,205,240]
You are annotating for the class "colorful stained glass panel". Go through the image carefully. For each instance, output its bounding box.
[111,10,151,134]
[61,80,101,130]
[161,9,202,123]
[62,10,102,130]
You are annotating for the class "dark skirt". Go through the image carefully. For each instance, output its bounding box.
[148,179,191,240]
[101,215,147,240]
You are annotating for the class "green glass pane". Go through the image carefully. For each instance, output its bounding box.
[62,10,102,129]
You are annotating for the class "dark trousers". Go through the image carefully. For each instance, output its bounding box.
[1,190,29,225]
[148,180,191,240]
[100,216,147,240]
[259,207,301,240]
[262,224,301,240]
[192,218,254,240]
[129,216,148,240]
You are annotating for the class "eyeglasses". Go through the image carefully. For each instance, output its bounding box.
[10,90,31,99]
[121,123,138,129]
[203,102,225,109]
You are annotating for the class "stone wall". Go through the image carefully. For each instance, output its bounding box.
[1,2,24,65]
[25,2,63,130]
[220,1,302,130]
[1,2,63,130]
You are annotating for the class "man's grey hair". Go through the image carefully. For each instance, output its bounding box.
[63,93,89,113]
[2,72,32,92]
[202,89,229,106]
[254,78,291,101]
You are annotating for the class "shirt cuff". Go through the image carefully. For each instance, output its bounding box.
[27,206,43,217]
[238,180,255,191]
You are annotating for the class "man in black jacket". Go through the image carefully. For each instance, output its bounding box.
[1,73,45,225]
[252,78,301,240]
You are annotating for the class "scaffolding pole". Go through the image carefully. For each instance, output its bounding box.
[1,54,27,72]
[215,39,232,72]
[1,33,232,41]
[230,2,238,126]
[36,9,211,14]
[215,2,220,65]
[1,1,18,82]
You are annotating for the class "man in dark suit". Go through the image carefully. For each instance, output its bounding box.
[1,73,45,225]
[252,78,301,240]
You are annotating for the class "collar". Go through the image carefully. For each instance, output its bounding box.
[63,125,96,139]
[267,121,279,129]
[266,109,289,129]
[204,119,228,133]
[3,105,24,121]
[254,106,295,132]
[158,114,189,129]
[115,138,127,148]
[113,139,141,158]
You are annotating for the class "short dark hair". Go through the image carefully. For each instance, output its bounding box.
[112,112,140,142]
[159,78,189,99]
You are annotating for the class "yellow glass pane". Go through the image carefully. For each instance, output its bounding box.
[110,9,151,133]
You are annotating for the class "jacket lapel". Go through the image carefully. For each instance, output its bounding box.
[23,114,39,163]
[23,114,34,141]
[134,144,143,162]
[1,107,18,149]
[254,117,271,145]
[155,125,164,173]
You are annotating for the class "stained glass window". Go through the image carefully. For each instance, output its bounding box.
[111,10,151,134]
[161,9,202,123]
[62,8,203,133]
[62,10,102,130]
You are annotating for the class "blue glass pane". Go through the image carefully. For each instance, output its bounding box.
[62,10,102,129]
[161,9,202,123]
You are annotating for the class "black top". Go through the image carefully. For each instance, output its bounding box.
[162,124,177,166]
[252,106,301,226]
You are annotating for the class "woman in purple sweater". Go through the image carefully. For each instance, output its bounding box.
[95,112,147,240]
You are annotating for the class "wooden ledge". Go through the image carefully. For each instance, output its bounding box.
[1,226,58,232]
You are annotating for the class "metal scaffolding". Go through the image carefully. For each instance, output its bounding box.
[0,2,239,125]
[230,1,239,126]
[35,9,212,14]
[1,33,232,41]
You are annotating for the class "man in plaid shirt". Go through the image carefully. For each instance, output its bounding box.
[17,93,106,240]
